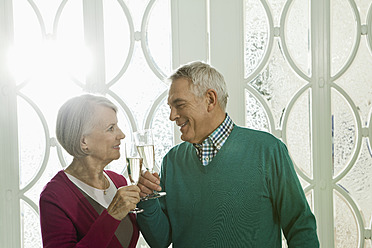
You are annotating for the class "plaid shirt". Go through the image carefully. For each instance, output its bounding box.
[193,114,234,166]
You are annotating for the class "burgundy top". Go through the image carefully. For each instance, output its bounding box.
[39,170,139,248]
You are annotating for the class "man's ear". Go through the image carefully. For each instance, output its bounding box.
[206,89,218,112]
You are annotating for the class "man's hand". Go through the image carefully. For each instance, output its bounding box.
[138,170,162,198]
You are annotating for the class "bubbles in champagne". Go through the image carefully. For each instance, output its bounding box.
[127,158,142,184]
[137,145,155,171]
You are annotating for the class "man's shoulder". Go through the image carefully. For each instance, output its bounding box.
[232,126,279,143]
[166,141,192,156]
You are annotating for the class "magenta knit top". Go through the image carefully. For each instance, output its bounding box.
[39,170,139,248]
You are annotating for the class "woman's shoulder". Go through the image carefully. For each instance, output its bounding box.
[40,170,73,200]
[105,170,128,187]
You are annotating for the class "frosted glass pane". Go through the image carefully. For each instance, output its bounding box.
[31,0,65,34]
[18,84,85,190]
[17,96,45,189]
[334,191,358,248]
[111,42,167,130]
[367,240,372,248]
[146,0,172,76]
[11,1,40,49]
[24,151,64,205]
[286,89,312,178]
[331,88,357,177]
[52,0,86,83]
[151,98,173,172]
[285,0,310,76]
[330,0,356,77]
[338,138,372,227]
[11,0,43,84]
[21,200,42,248]
[248,43,307,129]
[245,89,270,132]
[299,176,310,191]
[57,0,84,41]
[333,39,372,123]
[12,0,42,44]
[267,0,286,26]
[123,0,150,30]
[354,0,371,21]
[20,82,84,133]
[244,0,269,78]
[10,0,87,85]
[103,0,132,84]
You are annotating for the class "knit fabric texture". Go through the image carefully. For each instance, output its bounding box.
[137,126,319,248]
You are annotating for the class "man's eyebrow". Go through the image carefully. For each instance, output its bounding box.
[169,98,186,105]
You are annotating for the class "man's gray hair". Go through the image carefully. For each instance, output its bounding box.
[56,94,117,158]
[169,61,229,110]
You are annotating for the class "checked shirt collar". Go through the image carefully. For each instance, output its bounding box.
[193,114,234,166]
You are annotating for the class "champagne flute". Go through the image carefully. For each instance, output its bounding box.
[133,129,166,200]
[125,143,144,214]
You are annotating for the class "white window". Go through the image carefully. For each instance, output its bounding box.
[0,0,371,247]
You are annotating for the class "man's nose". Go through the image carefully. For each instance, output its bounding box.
[169,107,178,121]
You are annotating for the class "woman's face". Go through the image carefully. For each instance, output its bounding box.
[83,105,125,165]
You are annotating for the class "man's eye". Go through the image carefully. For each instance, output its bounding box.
[108,126,114,131]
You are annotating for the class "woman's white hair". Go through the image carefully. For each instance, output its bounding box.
[56,94,117,158]
[169,61,229,110]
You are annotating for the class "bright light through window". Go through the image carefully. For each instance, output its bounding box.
[8,37,92,85]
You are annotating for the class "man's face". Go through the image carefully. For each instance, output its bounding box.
[167,78,210,144]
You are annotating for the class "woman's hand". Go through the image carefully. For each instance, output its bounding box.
[107,185,141,220]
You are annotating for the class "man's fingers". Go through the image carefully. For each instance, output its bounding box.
[138,177,162,192]
[141,170,160,184]
[152,172,160,180]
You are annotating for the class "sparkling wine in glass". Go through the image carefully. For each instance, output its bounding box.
[133,129,166,200]
[137,144,155,172]
[125,143,144,214]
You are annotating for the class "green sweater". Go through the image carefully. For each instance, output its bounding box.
[137,126,319,248]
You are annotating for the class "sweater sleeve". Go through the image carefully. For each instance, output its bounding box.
[40,189,121,248]
[268,139,319,248]
[136,156,172,248]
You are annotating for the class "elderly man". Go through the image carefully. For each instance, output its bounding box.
[137,61,319,248]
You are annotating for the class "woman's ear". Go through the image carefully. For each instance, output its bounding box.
[206,89,218,112]
[81,136,88,151]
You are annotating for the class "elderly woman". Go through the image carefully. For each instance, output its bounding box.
[39,94,140,248]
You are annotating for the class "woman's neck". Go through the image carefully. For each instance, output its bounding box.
[64,157,107,189]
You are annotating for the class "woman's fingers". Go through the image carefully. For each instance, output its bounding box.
[107,186,141,220]
[117,186,141,203]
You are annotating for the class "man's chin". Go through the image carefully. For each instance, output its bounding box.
[181,134,199,144]
[180,134,191,143]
